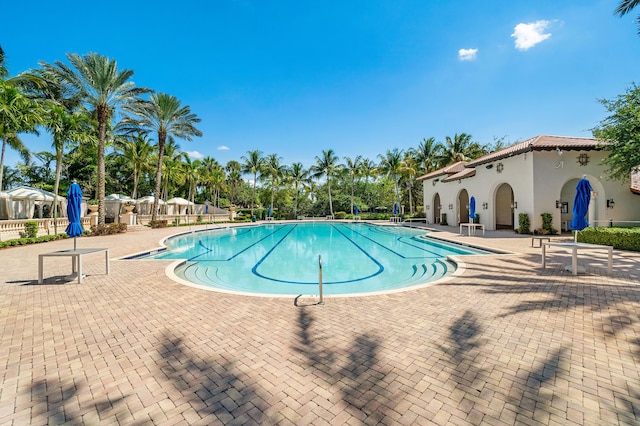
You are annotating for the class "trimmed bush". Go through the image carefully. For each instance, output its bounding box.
[21,221,39,239]
[334,211,347,219]
[518,213,530,234]
[90,223,127,236]
[441,213,448,226]
[541,212,558,235]
[0,233,68,250]
[149,220,168,228]
[578,227,640,251]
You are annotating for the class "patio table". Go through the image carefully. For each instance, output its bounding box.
[38,248,110,284]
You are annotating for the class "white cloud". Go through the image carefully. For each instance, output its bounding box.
[458,48,478,61]
[185,150,204,159]
[217,145,230,151]
[511,20,552,51]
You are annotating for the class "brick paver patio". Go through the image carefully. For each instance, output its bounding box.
[1,223,639,425]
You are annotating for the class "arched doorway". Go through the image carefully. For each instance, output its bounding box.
[457,189,469,225]
[495,183,514,230]
[433,193,442,224]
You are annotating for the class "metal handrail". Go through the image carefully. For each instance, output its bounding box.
[318,255,324,305]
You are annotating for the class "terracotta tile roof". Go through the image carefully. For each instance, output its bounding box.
[416,161,468,181]
[466,135,606,167]
[442,168,476,182]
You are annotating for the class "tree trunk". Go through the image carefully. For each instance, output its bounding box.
[97,107,109,225]
[328,178,334,216]
[0,137,6,191]
[52,147,63,235]
[152,135,166,222]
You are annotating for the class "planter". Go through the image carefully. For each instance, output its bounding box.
[87,205,98,214]
[123,205,135,213]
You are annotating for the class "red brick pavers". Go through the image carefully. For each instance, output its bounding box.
[1,224,639,425]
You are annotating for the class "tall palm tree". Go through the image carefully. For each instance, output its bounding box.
[310,149,341,216]
[262,153,285,217]
[401,153,418,214]
[439,133,480,166]
[378,148,404,214]
[210,167,226,208]
[616,0,640,34]
[178,156,201,212]
[344,155,362,215]
[0,82,41,190]
[115,133,155,199]
[46,105,91,232]
[201,156,221,202]
[411,137,443,174]
[288,162,309,218]
[359,158,377,210]
[241,150,264,216]
[225,160,242,206]
[41,53,149,224]
[122,92,202,221]
[160,141,184,207]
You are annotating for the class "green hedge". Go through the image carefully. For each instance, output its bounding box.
[579,227,640,251]
[0,234,68,249]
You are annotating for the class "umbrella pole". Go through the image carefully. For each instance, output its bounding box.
[74,236,77,251]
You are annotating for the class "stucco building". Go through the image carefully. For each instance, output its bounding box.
[417,135,640,232]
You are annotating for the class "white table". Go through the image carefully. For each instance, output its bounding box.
[39,248,110,284]
[541,242,613,276]
[459,223,485,236]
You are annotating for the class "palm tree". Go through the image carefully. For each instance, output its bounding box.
[41,53,149,224]
[160,142,184,207]
[359,158,377,210]
[210,167,226,208]
[343,155,362,215]
[115,133,155,199]
[201,156,221,202]
[616,0,640,34]
[411,137,443,174]
[378,148,404,214]
[241,150,264,216]
[288,162,309,218]
[122,92,202,221]
[45,105,91,232]
[439,133,480,166]
[0,82,41,191]
[310,149,341,217]
[225,160,242,206]
[401,153,418,214]
[178,156,201,212]
[262,153,285,217]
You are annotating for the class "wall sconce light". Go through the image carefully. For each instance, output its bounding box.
[486,164,494,169]
[577,153,590,166]
[448,204,453,210]
[556,147,563,156]
[482,202,488,210]
[511,201,518,209]
[607,199,615,208]
[496,163,504,173]
[555,200,561,209]
[426,205,430,210]
[458,179,462,184]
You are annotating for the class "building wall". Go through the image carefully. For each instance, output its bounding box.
[421,148,640,232]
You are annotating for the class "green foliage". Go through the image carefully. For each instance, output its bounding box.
[334,211,347,219]
[89,223,127,236]
[21,221,38,238]
[518,213,531,234]
[149,220,168,228]
[0,233,68,249]
[579,227,640,251]
[472,213,480,224]
[441,213,448,226]
[592,82,640,181]
[540,212,558,235]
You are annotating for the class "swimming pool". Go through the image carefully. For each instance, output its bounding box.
[138,222,489,296]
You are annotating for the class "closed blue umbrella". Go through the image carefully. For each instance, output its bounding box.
[469,196,476,221]
[570,177,592,242]
[393,202,399,215]
[267,205,272,218]
[354,205,359,215]
[65,183,84,250]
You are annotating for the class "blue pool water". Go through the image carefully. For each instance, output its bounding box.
[139,222,489,296]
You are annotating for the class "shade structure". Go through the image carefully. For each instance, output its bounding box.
[469,196,476,220]
[65,183,84,250]
[570,177,591,232]
[393,203,399,215]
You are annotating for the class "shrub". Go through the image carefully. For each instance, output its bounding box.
[441,213,448,226]
[579,227,640,251]
[90,223,127,236]
[20,221,38,239]
[518,213,530,234]
[196,215,203,223]
[472,213,480,224]
[149,220,168,228]
[0,233,68,250]
[541,212,558,235]
[334,211,347,219]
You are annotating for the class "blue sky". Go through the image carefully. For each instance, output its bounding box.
[2,1,639,170]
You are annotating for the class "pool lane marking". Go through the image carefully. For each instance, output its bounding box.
[251,223,384,285]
